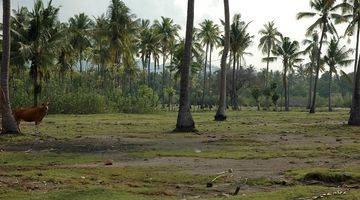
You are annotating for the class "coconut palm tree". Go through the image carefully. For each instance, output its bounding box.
[1,0,20,134]
[198,19,221,109]
[175,0,196,132]
[334,0,360,74]
[92,15,111,79]
[57,23,76,85]
[13,0,63,106]
[69,13,94,73]
[297,0,339,113]
[273,37,303,111]
[303,32,320,109]
[324,37,353,112]
[215,0,230,121]
[153,17,180,105]
[107,0,136,67]
[229,14,254,110]
[258,21,281,87]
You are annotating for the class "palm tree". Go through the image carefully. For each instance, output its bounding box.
[1,0,20,134]
[297,0,339,113]
[69,13,94,73]
[303,32,320,109]
[57,23,76,85]
[324,37,353,112]
[175,0,195,132]
[215,0,230,121]
[273,37,303,111]
[258,21,281,87]
[198,19,221,109]
[153,17,180,105]
[92,15,111,83]
[107,0,137,80]
[334,0,359,74]
[13,0,63,106]
[229,14,253,110]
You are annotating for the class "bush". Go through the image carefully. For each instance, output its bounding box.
[111,85,159,114]
[48,91,106,114]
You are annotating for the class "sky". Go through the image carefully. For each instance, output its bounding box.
[0,0,355,72]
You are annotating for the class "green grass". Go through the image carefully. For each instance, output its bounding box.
[0,110,359,199]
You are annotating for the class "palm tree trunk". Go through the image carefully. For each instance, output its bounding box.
[284,74,289,112]
[209,45,213,101]
[32,61,39,107]
[201,43,209,109]
[232,52,238,110]
[288,74,291,110]
[349,51,360,125]
[265,48,271,110]
[266,48,271,87]
[147,53,151,87]
[310,24,326,114]
[328,71,332,112]
[236,56,241,110]
[215,0,230,121]
[79,50,83,73]
[175,0,195,132]
[162,51,167,107]
[350,10,360,116]
[307,67,313,109]
[1,0,19,134]
[354,22,360,74]
[283,61,289,112]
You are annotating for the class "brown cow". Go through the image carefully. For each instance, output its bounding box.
[13,102,49,134]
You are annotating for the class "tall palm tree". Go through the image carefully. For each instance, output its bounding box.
[215,0,230,121]
[153,17,180,105]
[297,0,339,113]
[273,37,303,111]
[303,32,320,109]
[334,0,359,74]
[229,14,253,110]
[175,0,195,132]
[92,15,111,81]
[1,0,20,134]
[14,0,63,106]
[324,37,353,112]
[69,13,94,73]
[198,19,221,109]
[258,21,281,87]
[107,0,136,68]
[57,23,76,85]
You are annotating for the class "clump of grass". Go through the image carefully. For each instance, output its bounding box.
[302,172,355,184]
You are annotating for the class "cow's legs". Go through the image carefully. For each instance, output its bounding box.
[35,122,40,134]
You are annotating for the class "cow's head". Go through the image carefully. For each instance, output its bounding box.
[41,102,50,112]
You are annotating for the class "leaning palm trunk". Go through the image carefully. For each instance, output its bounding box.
[310,24,326,114]
[175,0,195,132]
[201,43,209,109]
[1,0,20,134]
[215,0,230,121]
[328,71,333,112]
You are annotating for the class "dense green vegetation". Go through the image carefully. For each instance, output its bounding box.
[0,0,355,115]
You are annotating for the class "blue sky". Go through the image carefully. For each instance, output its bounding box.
[1,0,354,72]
